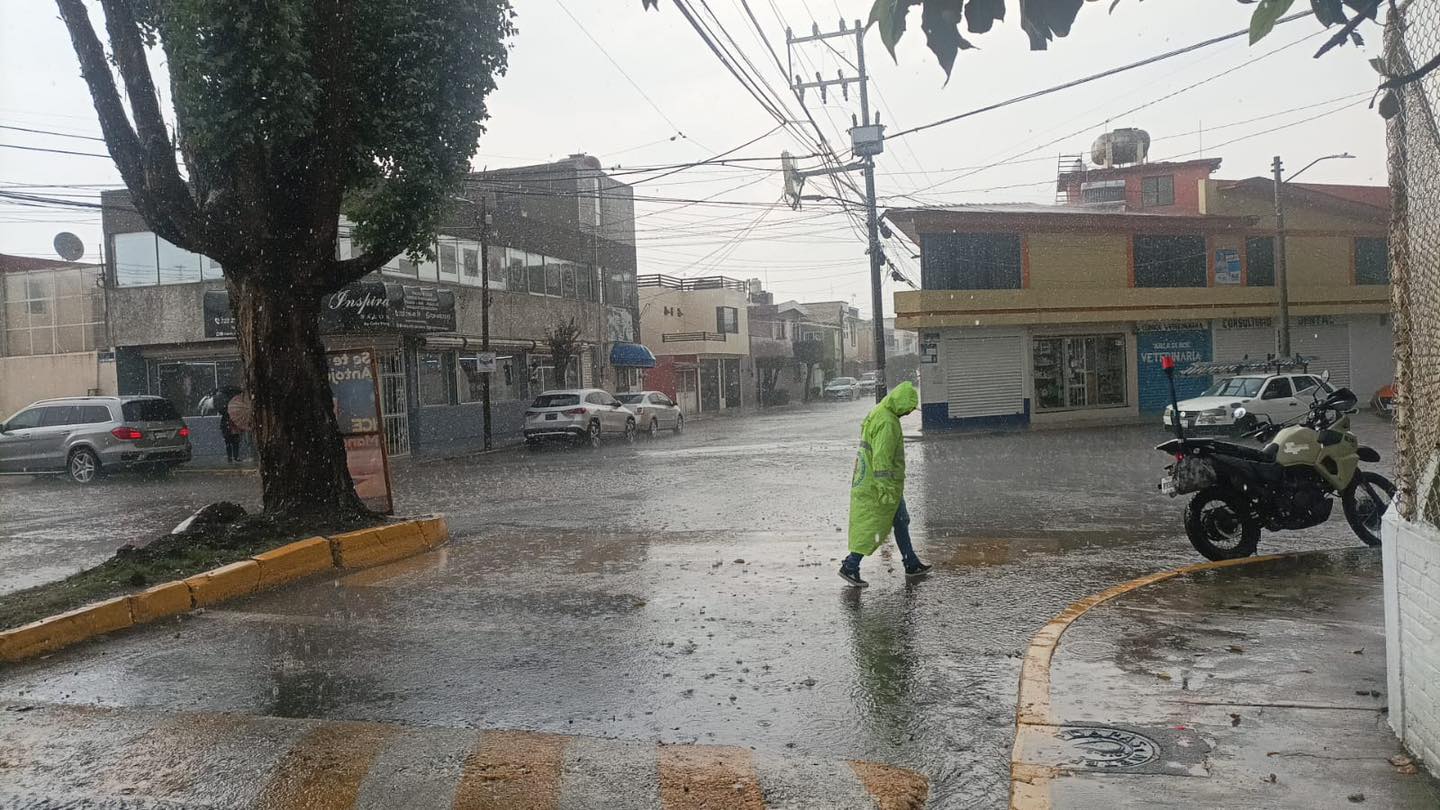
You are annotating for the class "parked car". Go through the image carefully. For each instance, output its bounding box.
[823,377,860,401]
[523,389,637,449]
[1162,372,1336,433]
[857,372,879,396]
[616,391,684,437]
[0,395,192,483]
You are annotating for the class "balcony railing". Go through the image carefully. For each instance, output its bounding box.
[661,331,731,343]
[637,274,748,292]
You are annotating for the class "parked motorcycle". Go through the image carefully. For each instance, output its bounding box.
[1156,384,1396,561]
[1372,383,1397,420]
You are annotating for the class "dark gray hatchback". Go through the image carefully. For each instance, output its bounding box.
[0,395,192,483]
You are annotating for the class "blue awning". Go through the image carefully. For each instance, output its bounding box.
[610,342,657,368]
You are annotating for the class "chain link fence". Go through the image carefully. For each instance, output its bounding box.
[1387,2,1440,524]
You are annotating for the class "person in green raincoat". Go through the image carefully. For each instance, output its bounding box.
[840,381,931,587]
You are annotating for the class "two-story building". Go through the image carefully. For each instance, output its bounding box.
[0,254,115,418]
[101,154,643,459]
[638,275,753,413]
[891,137,1390,431]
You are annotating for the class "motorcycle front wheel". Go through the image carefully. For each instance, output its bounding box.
[1343,471,1397,547]
[1184,487,1261,561]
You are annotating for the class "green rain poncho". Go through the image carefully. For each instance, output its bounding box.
[847,381,919,556]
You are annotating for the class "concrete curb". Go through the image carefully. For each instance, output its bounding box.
[0,515,449,665]
[1008,552,1295,810]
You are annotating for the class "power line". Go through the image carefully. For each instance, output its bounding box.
[552,0,709,152]
[887,10,1316,141]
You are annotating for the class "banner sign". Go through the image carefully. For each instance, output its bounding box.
[1213,248,1241,285]
[327,349,393,514]
[205,282,455,339]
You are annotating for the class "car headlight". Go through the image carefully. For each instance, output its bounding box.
[1202,407,1228,417]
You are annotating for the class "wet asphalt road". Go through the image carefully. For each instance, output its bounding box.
[0,404,1397,807]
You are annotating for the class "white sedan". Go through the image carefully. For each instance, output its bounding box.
[1163,372,1335,433]
[616,391,684,438]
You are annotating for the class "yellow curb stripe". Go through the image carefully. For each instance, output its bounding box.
[254,721,395,810]
[1008,553,1290,810]
[658,744,765,810]
[848,760,929,810]
[452,730,568,810]
[0,517,447,665]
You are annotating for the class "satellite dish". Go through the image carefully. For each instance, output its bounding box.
[53,232,85,262]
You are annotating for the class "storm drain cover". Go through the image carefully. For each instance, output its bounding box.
[1055,726,1161,770]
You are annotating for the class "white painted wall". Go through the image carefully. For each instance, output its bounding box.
[0,352,118,419]
[1384,503,1440,771]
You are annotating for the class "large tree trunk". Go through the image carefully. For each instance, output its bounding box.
[230,271,369,520]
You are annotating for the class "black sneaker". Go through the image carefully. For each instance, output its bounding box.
[838,566,868,588]
[904,562,933,578]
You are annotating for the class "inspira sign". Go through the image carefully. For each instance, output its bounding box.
[203,282,455,339]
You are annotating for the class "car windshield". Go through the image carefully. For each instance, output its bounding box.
[121,400,179,422]
[830,378,856,386]
[532,394,580,408]
[615,394,645,404]
[1201,377,1265,398]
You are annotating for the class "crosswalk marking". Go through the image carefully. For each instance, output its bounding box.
[254,721,398,810]
[658,744,766,810]
[453,729,569,809]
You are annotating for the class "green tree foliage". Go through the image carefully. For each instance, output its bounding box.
[54,0,515,518]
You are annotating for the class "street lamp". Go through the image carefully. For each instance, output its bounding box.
[1271,152,1355,357]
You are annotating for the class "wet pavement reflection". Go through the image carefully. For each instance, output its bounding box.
[0,404,1397,807]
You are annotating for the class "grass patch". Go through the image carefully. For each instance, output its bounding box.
[0,505,379,632]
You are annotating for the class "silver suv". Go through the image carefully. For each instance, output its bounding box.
[0,396,192,483]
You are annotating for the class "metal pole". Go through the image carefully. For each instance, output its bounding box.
[857,24,887,402]
[1272,155,1292,358]
[478,194,493,451]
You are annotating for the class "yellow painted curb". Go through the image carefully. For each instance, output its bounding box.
[128,581,193,624]
[0,596,133,663]
[1,516,448,666]
[1008,553,1291,810]
[252,536,333,591]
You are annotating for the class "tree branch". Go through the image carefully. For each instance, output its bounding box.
[53,1,147,202]
[326,247,403,293]
[300,0,360,258]
[98,0,202,247]
[1313,0,1381,59]
[1381,50,1440,90]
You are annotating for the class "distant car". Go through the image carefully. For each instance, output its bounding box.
[857,372,879,395]
[1163,372,1335,433]
[823,377,860,401]
[616,391,684,437]
[524,389,636,449]
[0,395,192,483]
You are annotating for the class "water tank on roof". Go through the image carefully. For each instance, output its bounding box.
[1091,128,1151,167]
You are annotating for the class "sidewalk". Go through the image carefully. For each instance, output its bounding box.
[1013,548,1440,809]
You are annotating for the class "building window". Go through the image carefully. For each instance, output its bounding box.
[113,232,160,287]
[920,233,1022,290]
[1141,175,1175,208]
[579,264,597,302]
[1133,235,1207,287]
[562,264,577,298]
[546,259,563,296]
[1245,236,1275,286]
[1081,181,1126,204]
[1355,237,1389,285]
[527,252,546,295]
[715,306,739,334]
[1032,335,1127,411]
[462,247,480,283]
[4,266,107,357]
[438,242,459,281]
[152,358,243,416]
[772,320,787,340]
[417,351,454,406]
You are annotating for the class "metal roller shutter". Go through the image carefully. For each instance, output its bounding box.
[1213,327,1274,365]
[1293,324,1351,388]
[944,334,1024,418]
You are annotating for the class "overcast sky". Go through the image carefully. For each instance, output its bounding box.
[0,1,1387,316]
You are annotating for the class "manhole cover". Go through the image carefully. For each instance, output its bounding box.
[1055,726,1161,770]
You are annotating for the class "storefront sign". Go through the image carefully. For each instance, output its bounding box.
[322,282,456,333]
[327,349,392,514]
[203,283,455,339]
[475,352,497,373]
[920,341,938,364]
[203,289,237,338]
[1220,317,1273,330]
[1137,329,1212,412]
[1213,248,1241,285]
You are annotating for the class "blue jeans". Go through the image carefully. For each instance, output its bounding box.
[844,499,920,571]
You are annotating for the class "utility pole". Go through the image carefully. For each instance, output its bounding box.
[477,194,493,451]
[1271,155,1292,358]
[787,19,887,402]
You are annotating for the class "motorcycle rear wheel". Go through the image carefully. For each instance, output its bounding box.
[1184,487,1261,561]
[1342,471,1396,547]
